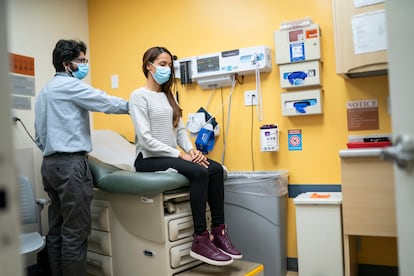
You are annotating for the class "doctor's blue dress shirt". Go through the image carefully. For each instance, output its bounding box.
[34,72,129,156]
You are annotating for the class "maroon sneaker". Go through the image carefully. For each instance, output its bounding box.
[190,231,233,266]
[212,224,243,259]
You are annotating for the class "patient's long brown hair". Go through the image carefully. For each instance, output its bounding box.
[142,46,182,128]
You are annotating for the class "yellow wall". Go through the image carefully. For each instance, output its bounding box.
[87,0,394,266]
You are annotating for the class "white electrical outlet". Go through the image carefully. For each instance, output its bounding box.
[244,90,258,106]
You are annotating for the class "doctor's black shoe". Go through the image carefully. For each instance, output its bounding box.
[190,231,233,266]
[212,224,243,259]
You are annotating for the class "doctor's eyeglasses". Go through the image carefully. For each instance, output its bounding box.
[72,58,88,64]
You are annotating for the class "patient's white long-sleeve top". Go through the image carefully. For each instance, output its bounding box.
[129,87,193,159]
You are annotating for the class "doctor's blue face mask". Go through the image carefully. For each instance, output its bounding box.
[150,62,171,85]
[70,62,89,80]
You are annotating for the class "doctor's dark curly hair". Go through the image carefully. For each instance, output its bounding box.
[52,39,87,72]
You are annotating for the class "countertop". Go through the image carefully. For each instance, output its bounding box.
[339,148,385,158]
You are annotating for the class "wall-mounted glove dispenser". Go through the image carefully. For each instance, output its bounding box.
[281,89,323,116]
[279,60,321,89]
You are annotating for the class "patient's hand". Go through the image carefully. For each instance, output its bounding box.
[189,149,209,168]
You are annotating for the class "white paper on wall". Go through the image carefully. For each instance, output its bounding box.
[352,9,387,55]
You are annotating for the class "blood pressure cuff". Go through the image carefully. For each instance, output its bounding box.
[195,127,215,154]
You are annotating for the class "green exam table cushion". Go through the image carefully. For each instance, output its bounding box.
[88,156,190,196]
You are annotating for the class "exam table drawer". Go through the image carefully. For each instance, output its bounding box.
[168,212,212,242]
[168,216,193,242]
[88,229,112,256]
[91,200,110,232]
[170,241,197,268]
[87,251,113,276]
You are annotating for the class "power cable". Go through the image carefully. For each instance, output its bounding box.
[13,117,36,143]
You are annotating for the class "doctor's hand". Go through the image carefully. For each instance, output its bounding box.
[189,149,209,168]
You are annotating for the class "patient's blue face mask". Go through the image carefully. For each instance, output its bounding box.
[70,62,89,80]
[150,62,171,85]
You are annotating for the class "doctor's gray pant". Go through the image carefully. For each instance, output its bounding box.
[41,153,93,276]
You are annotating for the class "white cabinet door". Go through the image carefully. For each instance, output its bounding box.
[385,1,414,275]
[0,0,24,275]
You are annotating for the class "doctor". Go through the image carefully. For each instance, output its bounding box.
[34,39,129,276]
[129,46,242,266]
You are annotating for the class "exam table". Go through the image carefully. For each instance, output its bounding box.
[86,154,209,276]
[85,130,203,275]
[85,130,263,276]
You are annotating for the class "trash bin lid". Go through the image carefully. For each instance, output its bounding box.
[224,171,289,197]
[293,192,342,204]
[226,170,288,179]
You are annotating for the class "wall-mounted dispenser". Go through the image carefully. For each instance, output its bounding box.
[274,22,321,65]
[274,18,322,90]
[279,60,321,88]
[260,124,279,152]
[281,89,323,116]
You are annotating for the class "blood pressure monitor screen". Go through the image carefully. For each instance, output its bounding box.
[197,56,220,74]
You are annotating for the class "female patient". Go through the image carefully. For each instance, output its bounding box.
[129,46,242,266]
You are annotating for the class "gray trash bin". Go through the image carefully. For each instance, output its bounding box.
[224,171,288,276]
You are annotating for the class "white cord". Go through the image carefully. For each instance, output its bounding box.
[255,64,263,121]
[221,75,237,165]
[205,87,216,111]
[194,75,236,165]
[203,77,236,127]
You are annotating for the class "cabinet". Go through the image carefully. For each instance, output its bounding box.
[87,196,113,276]
[332,0,387,78]
[340,149,397,276]
[86,188,211,276]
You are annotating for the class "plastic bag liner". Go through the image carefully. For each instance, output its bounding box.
[224,170,288,197]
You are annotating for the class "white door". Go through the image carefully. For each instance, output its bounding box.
[0,0,24,275]
[384,1,414,275]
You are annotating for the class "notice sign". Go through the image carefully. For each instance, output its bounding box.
[347,99,379,131]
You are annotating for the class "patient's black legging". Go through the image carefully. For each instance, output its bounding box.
[134,153,224,234]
